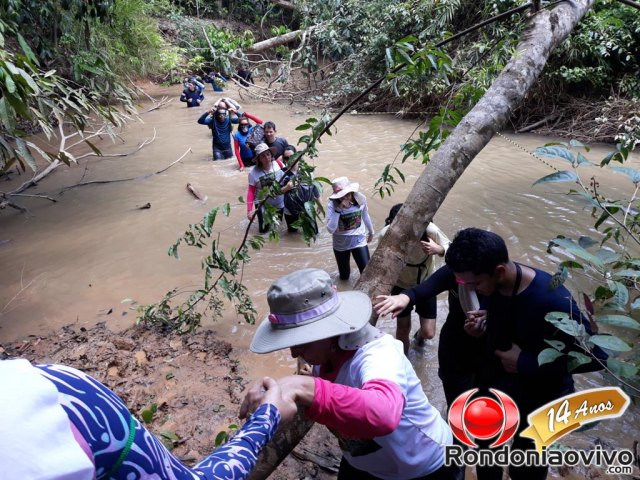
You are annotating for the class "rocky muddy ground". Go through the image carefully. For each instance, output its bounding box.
[0,322,341,479]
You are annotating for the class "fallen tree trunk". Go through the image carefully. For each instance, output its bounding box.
[358,0,597,307]
[246,30,301,54]
[271,0,296,10]
[247,2,596,478]
[247,411,315,480]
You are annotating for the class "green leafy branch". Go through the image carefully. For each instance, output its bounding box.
[137,114,334,334]
[533,140,640,390]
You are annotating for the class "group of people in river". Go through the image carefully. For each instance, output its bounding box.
[2,226,606,480]
[1,85,608,480]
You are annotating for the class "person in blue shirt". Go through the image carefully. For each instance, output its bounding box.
[203,71,227,92]
[197,103,239,160]
[180,80,204,107]
[0,359,297,480]
[233,112,264,171]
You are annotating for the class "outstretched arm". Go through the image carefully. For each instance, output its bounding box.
[242,375,403,439]
[243,112,263,124]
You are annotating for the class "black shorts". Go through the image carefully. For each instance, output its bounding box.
[391,285,437,318]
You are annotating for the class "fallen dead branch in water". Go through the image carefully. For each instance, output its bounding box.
[129,78,172,113]
[0,192,57,204]
[0,267,44,316]
[0,199,28,214]
[186,183,208,202]
[77,128,158,161]
[57,148,192,194]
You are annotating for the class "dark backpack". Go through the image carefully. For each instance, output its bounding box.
[285,181,318,216]
[245,124,265,150]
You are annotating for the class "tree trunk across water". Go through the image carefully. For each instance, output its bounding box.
[358,0,597,309]
[249,1,596,478]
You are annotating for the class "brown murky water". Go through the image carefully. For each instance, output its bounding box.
[1,84,638,456]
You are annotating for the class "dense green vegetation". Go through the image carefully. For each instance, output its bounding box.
[0,0,169,174]
[2,0,638,175]
[297,1,639,130]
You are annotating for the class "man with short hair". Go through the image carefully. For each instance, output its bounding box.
[263,121,290,161]
[377,227,607,480]
[180,81,204,107]
[446,228,606,480]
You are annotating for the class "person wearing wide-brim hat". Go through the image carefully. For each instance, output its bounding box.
[241,268,454,480]
[326,176,375,281]
[246,143,288,233]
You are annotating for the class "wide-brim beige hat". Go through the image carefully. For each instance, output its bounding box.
[328,176,360,200]
[250,268,374,354]
[253,142,278,161]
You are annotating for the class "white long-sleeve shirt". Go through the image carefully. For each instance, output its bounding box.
[327,192,374,251]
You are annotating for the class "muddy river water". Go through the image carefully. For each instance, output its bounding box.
[1,84,638,457]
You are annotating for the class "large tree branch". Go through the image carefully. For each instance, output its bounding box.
[271,0,296,10]
[358,0,597,311]
[246,30,301,54]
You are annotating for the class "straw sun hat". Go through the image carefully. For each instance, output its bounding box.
[250,269,381,354]
[328,176,360,200]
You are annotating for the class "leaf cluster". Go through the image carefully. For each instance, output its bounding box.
[138,115,333,334]
[533,140,640,388]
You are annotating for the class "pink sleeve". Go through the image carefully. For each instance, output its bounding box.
[247,184,257,213]
[306,377,403,438]
[243,112,263,124]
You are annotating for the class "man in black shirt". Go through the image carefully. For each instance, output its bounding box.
[377,228,606,480]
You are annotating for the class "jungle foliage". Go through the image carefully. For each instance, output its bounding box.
[531,135,640,388]
[298,0,639,112]
[0,0,169,173]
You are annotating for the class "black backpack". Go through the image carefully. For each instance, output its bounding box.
[245,124,265,150]
[285,181,318,215]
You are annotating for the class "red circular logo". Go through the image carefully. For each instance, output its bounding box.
[448,389,520,448]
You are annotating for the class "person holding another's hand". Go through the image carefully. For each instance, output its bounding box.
[242,268,454,480]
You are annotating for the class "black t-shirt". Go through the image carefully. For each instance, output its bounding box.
[266,137,289,159]
[482,266,605,412]
[405,266,484,375]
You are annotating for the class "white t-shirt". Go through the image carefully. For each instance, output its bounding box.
[0,359,94,480]
[333,335,452,479]
[326,192,374,251]
[248,162,285,209]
